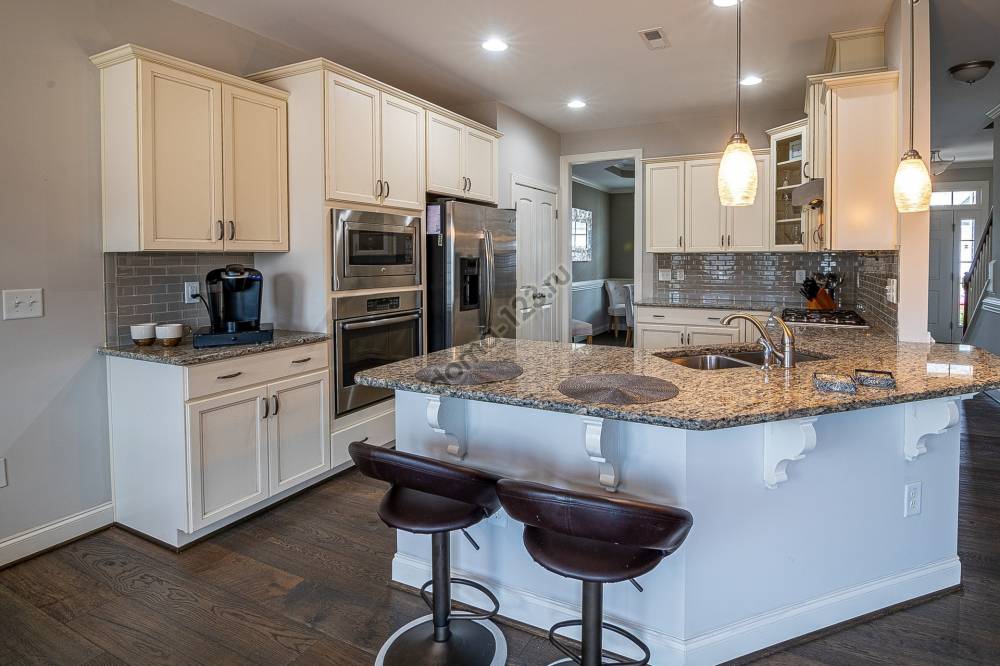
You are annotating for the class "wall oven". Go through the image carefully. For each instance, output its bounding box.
[332,290,422,417]
[332,209,420,291]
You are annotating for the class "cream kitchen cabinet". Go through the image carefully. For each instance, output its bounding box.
[105,341,332,548]
[635,306,768,350]
[645,162,685,252]
[637,323,685,349]
[92,45,289,252]
[426,111,499,204]
[326,72,425,211]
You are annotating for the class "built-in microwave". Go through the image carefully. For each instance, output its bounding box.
[332,209,420,291]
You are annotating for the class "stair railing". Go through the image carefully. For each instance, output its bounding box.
[963,207,994,337]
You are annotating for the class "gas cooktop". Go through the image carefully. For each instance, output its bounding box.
[781,308,868,328]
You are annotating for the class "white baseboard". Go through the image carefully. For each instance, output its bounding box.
[392,553,960,665]
[0,502,113,568]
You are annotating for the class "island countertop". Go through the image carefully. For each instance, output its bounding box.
[354,330,1000,430]
[98,330,329,366]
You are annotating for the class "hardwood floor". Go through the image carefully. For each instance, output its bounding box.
[2,394,999,665]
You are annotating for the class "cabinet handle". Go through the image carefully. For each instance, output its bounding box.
[384,180,390,199]
[803,161,812,179]
[216,220,224,241]
[228,220,235,241]
[271,395,279,416]
[262,396,269,419]
[652,314,665,318]
[678,235,683,248]
[291,356,312,364]
[217,371,243,380]
[799,231,805,245]
[721,234,725,247]
[727,234,731,247]
[376,179,383,198]
[706,316,721,321]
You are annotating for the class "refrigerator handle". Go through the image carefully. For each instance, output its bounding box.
[483,229,496,336]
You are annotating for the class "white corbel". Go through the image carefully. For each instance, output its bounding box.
[903,397,966,461]
[581,415,621,492]
[763,417,818,489]
[425,395,468,459]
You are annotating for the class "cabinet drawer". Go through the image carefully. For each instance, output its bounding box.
[186,343,329,400]
[637,306,733,326]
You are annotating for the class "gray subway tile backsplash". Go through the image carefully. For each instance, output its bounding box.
[104,252,254,346]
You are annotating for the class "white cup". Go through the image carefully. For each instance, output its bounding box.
[130,323,157,345]
[155,323,185,346]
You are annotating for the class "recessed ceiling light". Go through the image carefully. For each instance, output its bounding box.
[712,0,742,6]
[567,99,586,109]
[740,75,762,86]
[482,38,508,52]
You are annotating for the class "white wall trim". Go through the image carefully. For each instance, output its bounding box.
[560,149,643,344]
[0,502,113,568]
[570,175,634,195]
[393,552,959,665]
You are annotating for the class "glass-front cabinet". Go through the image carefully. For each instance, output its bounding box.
[767,119,809,251]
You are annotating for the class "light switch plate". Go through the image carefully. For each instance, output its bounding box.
[795,270,807,283]
[658,269,671,281]
[674,269,685,281]
[2,289,43,320]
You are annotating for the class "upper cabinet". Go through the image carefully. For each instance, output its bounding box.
[92,45,289,253]
[325,73,425,210]
[767,119,809,252]
[644,153,769,254]
[426,111,499,204]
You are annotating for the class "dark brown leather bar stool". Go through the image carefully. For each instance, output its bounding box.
[348,441,507,666]
[497,479,693,666]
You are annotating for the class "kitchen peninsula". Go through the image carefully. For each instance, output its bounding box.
[356,330,1000,664]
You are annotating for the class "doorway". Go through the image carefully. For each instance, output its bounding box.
[512,174,559,342]
[559,150,643,345]
[927,180,989,342]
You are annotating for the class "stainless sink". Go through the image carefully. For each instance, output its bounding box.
[656,349,827,370]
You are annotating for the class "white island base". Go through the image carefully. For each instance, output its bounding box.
[389,389,971,665]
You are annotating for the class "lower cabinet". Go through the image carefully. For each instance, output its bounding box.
[637,323,685,349]
[267,372,330,495]
[635,307,767,350]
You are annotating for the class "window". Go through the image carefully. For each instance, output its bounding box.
[930,189,980,208]
[571,208,593,262]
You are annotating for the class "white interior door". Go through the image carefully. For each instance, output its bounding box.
[928,211,957,343]
[513,179,558,341]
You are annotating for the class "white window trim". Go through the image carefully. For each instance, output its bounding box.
[930,180,990,212]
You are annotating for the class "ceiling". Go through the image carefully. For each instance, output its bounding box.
[572,159,635,192]
[174,0,893,135]
[930,0,1000,163]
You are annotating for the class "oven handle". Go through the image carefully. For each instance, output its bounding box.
[341,313,421,331]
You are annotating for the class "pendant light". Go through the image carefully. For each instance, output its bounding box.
[718,0,757,207]
[893,0,931,213]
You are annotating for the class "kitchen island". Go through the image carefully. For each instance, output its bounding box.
[355,330,1000,664]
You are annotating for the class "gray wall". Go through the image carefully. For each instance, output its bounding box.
[570,182,611,282]
[0,0,306,542]
[497,102,561,205]
[609,193,635,279]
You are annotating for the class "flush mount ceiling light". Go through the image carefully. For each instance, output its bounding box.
[712,0,742,6]
[718,0,757,207]
[567,99,586,109]
[894,0,931,213]
[481,38,508,52]
[740,74,762,86]
[948,60,994,85]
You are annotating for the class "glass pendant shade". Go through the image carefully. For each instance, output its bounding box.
[718,134,757,206]
[893,149,931,213]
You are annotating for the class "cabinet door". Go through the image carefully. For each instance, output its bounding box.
[464,127,498,203]
[729,155,770,252]
[637,323,685,350]
[379,93,425,211]
[684,159,726,252]
[186,386,268,532]
[326,73,380,205]
[139,61,223,251]
[267,371,330,495]
[687,325,741,346]
[426,111,465,197]
[645,162,685,252]
[222,85,288,251]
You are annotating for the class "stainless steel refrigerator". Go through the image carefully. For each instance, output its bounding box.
[425,200,517,352]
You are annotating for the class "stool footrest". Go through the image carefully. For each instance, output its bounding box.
[419,577,501,621]
[548,619,651,666]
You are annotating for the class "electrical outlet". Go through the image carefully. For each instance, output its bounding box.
[795,270,806,283]
[885,278,898,305]
[184,282,201,305]
[658,269,671,281]
[487,508,508,528]
[0,458,7,488]
[674,269,685,281]
[2,288,43,320]
[904,481,922,517]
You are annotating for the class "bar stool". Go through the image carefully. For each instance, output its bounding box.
[348,441,507,666]
[496,479,693,666]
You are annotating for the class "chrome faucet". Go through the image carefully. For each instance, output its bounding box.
[720,311,797,369]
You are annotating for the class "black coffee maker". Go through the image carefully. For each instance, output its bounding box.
[193,264,274,348]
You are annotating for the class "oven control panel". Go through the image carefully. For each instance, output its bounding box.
[366,297,400,313]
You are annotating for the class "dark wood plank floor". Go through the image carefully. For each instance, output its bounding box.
[2,394,999,665]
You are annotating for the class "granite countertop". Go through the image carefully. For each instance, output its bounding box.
[354,331,1000,430]
[98,330,329,366]
[634,297,786,311]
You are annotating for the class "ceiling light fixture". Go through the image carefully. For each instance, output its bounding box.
[948,60,994,85]
[712,0,742,6]
[718,0,757,207]
[893,0,931,213]
[567,99,586,109]
[930,150,956,176]
[740,74,762,86]
[481,38,508,52]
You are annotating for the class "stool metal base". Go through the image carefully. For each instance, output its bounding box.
[375,614,507,666]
